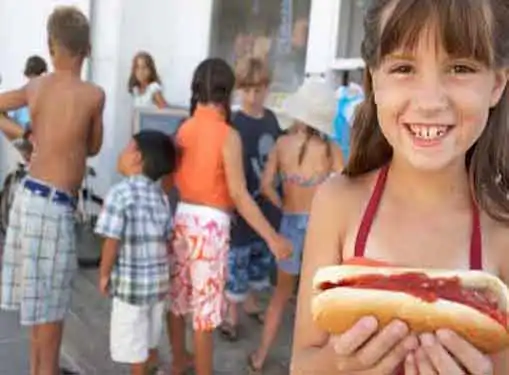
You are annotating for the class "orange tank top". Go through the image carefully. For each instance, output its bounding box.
[175,105,233,210]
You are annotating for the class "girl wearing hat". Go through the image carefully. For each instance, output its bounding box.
[248,78,344,372]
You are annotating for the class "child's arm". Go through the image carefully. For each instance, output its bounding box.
[94,186,126,296]
[88,88,105,156]
[261,144,283,209]
[99,238,119,296]
[153,91,169,109]
[0,86,28,112]
[0,113,25,141]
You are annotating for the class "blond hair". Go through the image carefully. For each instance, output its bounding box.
[235,57,272,88]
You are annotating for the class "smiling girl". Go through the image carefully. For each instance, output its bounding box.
[291,0,509,374]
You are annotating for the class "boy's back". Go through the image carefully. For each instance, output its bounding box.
[28,73,103,192]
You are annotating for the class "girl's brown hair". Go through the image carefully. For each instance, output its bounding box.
[297,127,332,167]
[344,0,509,222]
[128,51,162,93]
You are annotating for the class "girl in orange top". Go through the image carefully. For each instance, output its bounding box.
[167,58,292,375]
[291,0,509,374]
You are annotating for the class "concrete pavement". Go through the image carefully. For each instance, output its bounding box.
[0,230,294,374]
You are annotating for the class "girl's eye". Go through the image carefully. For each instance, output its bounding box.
[450,64,477,74]
[388,64,414,75]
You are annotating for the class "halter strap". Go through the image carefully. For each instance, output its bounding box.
[353,165,483,270]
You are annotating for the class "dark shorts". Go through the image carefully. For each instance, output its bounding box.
[225,241,273,302]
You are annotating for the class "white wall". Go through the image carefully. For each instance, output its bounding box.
[92,0,213,193]
[0,0,213,195]
[305,0,341,75]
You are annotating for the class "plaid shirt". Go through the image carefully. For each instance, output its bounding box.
[95,175,172,305]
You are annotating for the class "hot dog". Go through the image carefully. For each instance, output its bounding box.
[312,265,509,353]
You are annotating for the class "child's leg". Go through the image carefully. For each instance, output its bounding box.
[251,269,296,369]
[167,312,193,374]
[130,362,147,375]
[147,349,159,370]
[193,330,214,375]
[29,326,40,375]
[37,321,64,375]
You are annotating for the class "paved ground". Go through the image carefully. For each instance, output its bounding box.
[0,229,295,375]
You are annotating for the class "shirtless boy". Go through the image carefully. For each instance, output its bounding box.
[0,6,104,375]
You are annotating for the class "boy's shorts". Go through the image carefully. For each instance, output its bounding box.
[1,178,77,325]
[168,202,230,332]
[277,213,309,276]
[110,298,165,364]
[225,241,273,302]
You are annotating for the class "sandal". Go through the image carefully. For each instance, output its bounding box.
[246,353,263,375]
[218,321,239,341]
[60,368,79,375]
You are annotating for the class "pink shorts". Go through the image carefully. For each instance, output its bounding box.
[168,203,230,331]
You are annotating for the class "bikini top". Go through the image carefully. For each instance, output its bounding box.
[353,164,483,270]
[280,172,331,188]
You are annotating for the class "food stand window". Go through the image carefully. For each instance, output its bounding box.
[209,0,312,94]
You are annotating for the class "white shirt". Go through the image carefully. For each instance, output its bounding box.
[132,82,162,109]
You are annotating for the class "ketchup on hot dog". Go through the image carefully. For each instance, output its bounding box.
[319,272,507,327]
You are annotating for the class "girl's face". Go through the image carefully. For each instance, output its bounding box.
[134,57,151,85]
[371,27,507,171]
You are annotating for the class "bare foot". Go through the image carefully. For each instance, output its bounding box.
[247,352,263,374]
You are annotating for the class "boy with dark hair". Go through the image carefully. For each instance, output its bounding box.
[0,6,104,375]
[95,130,178,375]
[7,55,48,130]
[24,55,48,78]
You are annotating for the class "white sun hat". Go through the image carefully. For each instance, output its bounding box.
[281,77,337,137]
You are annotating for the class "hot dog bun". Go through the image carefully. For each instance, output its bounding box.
[312,265,509,353]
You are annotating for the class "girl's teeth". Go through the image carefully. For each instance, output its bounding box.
[409,125,448,140]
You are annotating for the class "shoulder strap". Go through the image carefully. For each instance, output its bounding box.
[469,200,483,270]
[353,165,389,257]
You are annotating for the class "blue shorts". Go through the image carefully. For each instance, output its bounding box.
[225,241,273,302]
[277,213,309,275]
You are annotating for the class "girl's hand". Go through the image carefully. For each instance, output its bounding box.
[330,316,418,374]
[404,330,493,375]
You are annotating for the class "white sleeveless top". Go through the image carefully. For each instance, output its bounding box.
[132,82,162,109]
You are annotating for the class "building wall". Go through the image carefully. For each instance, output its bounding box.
[0,0,350,195]
[0,0,213,195]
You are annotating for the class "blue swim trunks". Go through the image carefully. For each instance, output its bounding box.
[225,241,273,302]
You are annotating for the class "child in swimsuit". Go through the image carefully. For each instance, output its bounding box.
[291,0,509,374]
[248,78,344,372]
